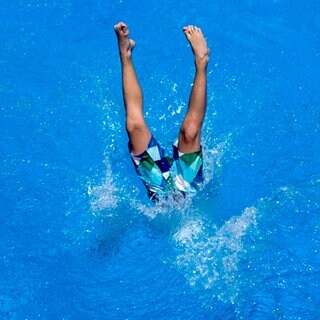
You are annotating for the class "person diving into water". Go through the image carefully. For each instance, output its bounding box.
[114,22,210,201]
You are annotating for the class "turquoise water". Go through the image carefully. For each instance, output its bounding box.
[1,1,320,319]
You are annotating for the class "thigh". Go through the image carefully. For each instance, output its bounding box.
[130,136,174,200]
[172,141,204,193]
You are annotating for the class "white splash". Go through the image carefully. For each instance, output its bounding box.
[131,191,193,219]
[173,207,258,303]
[88,158,118,214]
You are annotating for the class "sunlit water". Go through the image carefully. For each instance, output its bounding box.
[1,1,320,319]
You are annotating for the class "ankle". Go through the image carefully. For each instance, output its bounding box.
[195,56,209,70]
[195,62,208,72]
[120,52,132,62]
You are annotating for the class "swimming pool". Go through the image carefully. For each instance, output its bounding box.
[1,1,319,319]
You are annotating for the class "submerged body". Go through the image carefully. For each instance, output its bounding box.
[114,22,209,200]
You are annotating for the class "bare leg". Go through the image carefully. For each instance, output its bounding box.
[114,22,151,155]
[178,26,210,153]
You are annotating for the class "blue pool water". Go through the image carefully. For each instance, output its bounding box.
[1,1,320,319]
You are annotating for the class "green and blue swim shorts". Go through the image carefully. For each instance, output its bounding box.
[130,136,203,201]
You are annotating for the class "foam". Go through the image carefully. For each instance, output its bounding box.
[173,207,258,303]
[88,158,118,214]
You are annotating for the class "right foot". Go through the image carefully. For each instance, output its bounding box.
[114,22,135,58]
[183,25,210,68]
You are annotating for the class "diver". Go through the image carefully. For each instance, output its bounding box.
[114,22,210,201]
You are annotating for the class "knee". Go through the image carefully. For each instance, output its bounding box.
[126,119,142,134]
[180,121,200,143]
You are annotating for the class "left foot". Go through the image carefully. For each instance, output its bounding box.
[114,22,135,59]
[183,25,210,69]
